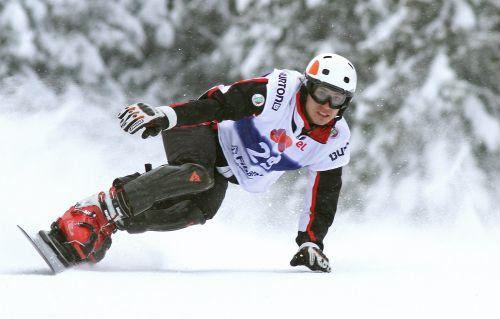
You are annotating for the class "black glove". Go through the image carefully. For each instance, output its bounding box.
[118,103,170,139]
[290,242,331,272]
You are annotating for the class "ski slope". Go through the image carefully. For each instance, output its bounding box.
[1,221,499,319]
[0,104,498,319]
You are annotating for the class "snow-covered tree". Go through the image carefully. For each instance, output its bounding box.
[0,0,498,223]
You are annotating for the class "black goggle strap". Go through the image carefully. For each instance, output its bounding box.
[306,77,352,95]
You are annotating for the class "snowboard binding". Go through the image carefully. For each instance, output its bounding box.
[19,163,215,273]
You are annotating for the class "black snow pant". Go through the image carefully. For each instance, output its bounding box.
[160,125,229,220]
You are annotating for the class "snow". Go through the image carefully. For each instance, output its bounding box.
[358,6,408,50]
[0,2,498,314]
[452,0,476,31]
[155,22,176,48]
[0,87,499,319]
[235,0,253,11]
[420,50,455,101]
[0,1,36,59]
[1,221,499,318]
[464,95,500,151]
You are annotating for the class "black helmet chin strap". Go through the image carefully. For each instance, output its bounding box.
[336,96,353,119]
[336,110,345,120]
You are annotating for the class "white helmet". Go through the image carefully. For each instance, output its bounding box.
[304,53,357,109]
[305,53,357,92]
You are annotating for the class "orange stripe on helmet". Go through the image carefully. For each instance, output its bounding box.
[308,60,320,75]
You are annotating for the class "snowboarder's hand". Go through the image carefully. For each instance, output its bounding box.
[290,242,331,272]
[118,103,170,139]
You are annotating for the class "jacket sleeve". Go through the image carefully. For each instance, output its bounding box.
[167,77,268,127]
[296,167,343,250]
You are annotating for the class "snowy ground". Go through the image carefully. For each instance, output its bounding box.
[0,103,499,319]
[1,221,499,319]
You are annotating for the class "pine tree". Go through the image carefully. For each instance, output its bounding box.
[0,0,497,222]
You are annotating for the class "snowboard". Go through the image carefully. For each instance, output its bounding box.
[17,225,68,274]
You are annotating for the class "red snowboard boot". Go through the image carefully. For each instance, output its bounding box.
[45,190,120,265]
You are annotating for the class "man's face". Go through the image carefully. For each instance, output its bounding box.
[304,94,340,126]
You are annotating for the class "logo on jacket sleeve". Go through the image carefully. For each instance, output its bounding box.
[330,127,339,138]
[272,72,287,111]
[270,129,292,152]
[251,94,265,107]
[328,142,349,161]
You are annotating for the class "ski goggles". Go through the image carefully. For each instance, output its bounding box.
[307,80,352,109]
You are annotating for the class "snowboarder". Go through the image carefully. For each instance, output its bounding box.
[41,53,357,272]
